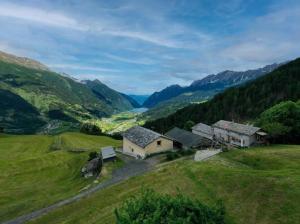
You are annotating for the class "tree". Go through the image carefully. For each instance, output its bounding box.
[256,101,300,143]
[80,122,102,135]
[184,120,195,131]
[88,151,98,161]
[115,188,226,224]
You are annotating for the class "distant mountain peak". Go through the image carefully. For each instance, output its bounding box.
[144,62,282,108]
[0,50,49,71]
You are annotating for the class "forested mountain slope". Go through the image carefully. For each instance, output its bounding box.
[144,58,300,133]
[143,63,280,108]
[0,51,138,133]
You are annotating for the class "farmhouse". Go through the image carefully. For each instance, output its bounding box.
[192,123,214,140]
[123,126,173,159]
[212,120,266,147]
[165,127,211,149]
[101,146,116,162]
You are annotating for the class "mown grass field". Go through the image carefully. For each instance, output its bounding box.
[27,145,300,224]
[0,133,122,222]
[96,110,146,134]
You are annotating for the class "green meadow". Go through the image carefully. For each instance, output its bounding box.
[0,133,121,222]
[96,110,145,134]
[26,145,300,224]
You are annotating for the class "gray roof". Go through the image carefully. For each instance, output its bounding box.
[192,123,213,136]
[123,126,166,148]
[101,146,116,159]
[165,127,210,148]
[213,120,260,136]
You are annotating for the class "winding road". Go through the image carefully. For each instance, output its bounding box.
[3,155,157,224]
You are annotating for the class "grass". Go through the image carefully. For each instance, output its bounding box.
[96,110,146,134]
[0,133,121,222]
[26,144,300,224]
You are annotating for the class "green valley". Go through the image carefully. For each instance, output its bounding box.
[0,51,140,134]
[96,108,147,134]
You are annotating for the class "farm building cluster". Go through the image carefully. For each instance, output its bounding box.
[83,120,268,167]
[121,120,267,159]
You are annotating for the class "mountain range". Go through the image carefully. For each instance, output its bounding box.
[144,58,300,133]
[142,63,282,120]
[0,51,139,133]
[143,63,281,108]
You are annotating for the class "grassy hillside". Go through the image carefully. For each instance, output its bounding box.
[0,56,137,133]
[0,89,45,133]
[142,90,213,120]
[27,145,300,224]
[84,80,139,111]
[0,133,121,222]
[145,58,300,133]
[97,110,146,134]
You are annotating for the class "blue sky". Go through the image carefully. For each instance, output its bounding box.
[0,0,299,94]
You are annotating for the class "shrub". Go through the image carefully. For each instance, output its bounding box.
[166,151,180,161]
[88,151,98,161]
[256,100,300,143]
[115,188,226,224]
[184,120,195,131]
[80,122,102,135]
[179,149,195,156]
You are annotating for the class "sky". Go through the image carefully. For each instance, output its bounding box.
[0,0,299,94]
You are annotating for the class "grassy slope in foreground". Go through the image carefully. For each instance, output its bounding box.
[28,145,300,224]
[0,133,121,222]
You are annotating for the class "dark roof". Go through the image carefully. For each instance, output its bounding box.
[85,158,100,172]
[213,120,260,136]
[192,123,213,136]
[165,127,210,148]
[123,126,167,148]
[101,146,116,159]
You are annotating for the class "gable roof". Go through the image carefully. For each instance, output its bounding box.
[101,146,116,159]
[213,120,260,136]
[165,127,210,148]
[192,123,213,136]
[123,126,167,148]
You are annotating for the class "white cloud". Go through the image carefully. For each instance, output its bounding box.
[0,3,86,30]
[49,64,121,73]
[104,53,156,65]
[220,5,300,65]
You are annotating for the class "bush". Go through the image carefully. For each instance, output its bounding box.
[80,122,102,135]
[256,101,300,143]
[179,149,196,156]
[88,151,98,161]
[166,151,180,161]
[184,120,195,131]
[115,188,226,224]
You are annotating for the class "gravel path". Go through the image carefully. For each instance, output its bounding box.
[194,149,222,161]
[3,155,157,224]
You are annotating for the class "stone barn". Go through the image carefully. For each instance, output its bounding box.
[122,126,173,159]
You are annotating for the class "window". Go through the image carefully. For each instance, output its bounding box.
[157,140,161,146]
